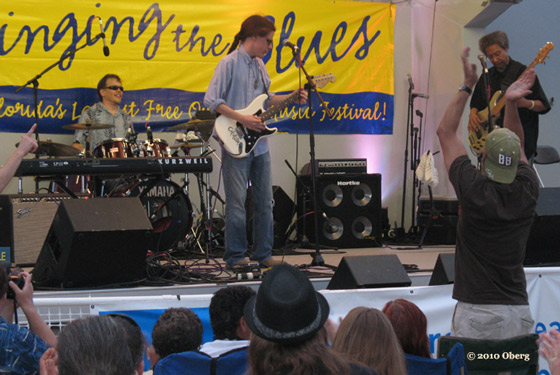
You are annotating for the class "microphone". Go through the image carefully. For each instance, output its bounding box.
[412,93,430,99]
[322,212,338,234]
[98,17,110,57]
[146,123,154,143]
[478,54,488,73]
[282,39,300,53]
[407,74,414,90]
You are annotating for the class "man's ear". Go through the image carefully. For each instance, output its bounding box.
[237,316,251,340]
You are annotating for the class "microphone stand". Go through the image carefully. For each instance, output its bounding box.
[478,56,493,166]
[14,31,105,192]
[290,47,335,267]
[399,76,415,234]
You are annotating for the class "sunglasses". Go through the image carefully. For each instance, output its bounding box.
[105,85,124,91]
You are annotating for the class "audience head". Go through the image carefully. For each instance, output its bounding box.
[482,128,521,184]
[382,299,431,358]
[210,285,255,340]
[332,307,407,375]
[57,315,136,375]
[108,314,146,374]
[152,307,203,359]
[245,264,353,375]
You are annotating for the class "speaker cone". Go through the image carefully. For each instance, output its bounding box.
[322,184,343,207]
[351,183,372,207]
[352,216,373,239]
[323,217,343,240]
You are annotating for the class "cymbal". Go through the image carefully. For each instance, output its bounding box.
[62,123,115,131]
[169,142,206,149]
[17,140,81,157]
[167,119,215,131]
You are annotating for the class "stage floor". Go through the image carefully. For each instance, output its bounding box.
[31,242,455,299]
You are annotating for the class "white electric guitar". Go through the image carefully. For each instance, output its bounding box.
[215,73,336,158]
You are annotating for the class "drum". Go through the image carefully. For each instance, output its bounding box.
[93,138,133,158]
[111,178,192,251]
[137,139,170,158]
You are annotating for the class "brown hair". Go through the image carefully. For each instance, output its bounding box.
[248,328,352,375]
[479,31,509,54]
[96,74,122,101]
[382,299,431,358]
[228,15,275,54]
[332,307,407,375]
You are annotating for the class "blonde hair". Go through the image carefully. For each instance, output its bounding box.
[332,307,407,375]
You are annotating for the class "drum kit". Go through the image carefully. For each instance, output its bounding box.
[25,118,220,253]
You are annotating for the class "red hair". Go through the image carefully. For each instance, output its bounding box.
[382,299,431,358]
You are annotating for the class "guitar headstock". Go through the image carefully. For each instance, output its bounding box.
[311,73,337,89]
[535,42,554,64]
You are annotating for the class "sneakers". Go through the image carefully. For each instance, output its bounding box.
[259,259,285,269]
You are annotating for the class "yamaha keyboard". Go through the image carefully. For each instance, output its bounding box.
[15,156,212,177]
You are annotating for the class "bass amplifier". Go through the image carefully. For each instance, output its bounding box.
[0,194,87,265]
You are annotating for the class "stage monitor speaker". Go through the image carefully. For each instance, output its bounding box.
[246,185,295,249]
[33,198,153,288]
[297,174,382,248]
[524,187,560,266]
[429,253,455,285]
[0,194,87,265]
[327,255,411,290]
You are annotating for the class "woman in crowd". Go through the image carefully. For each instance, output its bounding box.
[332,306,407,375]
[382,299,432,358]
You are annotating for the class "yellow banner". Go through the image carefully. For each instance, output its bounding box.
[0,0,395,134]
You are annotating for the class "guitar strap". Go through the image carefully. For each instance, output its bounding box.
[257,62,271,99]
[500,62,522,92]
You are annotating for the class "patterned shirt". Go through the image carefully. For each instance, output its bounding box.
[73,102,133,150]
[0,317,50,375]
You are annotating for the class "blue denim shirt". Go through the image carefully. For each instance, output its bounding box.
[0,317,49,375]
[204,44,273,156]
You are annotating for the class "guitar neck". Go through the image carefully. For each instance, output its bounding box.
[490,60,540,116]
[260,92,299,122]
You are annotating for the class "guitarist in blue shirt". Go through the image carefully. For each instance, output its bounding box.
[204,14,306,271]
[468,31,550,161]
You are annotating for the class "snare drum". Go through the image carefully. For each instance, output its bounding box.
[137,139,170,158]
[93,138,133,158]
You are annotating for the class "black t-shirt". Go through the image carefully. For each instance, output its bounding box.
[470,58,551,158]
[449,155,539,305]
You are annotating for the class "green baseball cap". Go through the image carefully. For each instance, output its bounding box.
[483,128,521,184]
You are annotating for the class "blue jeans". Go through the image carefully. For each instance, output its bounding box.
[222,151,273,268]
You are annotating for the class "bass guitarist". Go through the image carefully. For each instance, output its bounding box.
[203,14,307,271]
[469,31,550,161]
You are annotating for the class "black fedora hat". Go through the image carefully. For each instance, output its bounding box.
[244,264,330,344]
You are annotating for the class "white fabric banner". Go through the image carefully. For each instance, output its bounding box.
[83,267,560,373]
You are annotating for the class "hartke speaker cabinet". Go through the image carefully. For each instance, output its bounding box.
[33,198,153,288]
[297,174,382,248]
[327,255,411,289]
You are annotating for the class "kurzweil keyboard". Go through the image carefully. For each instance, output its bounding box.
[15,157,212,177]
